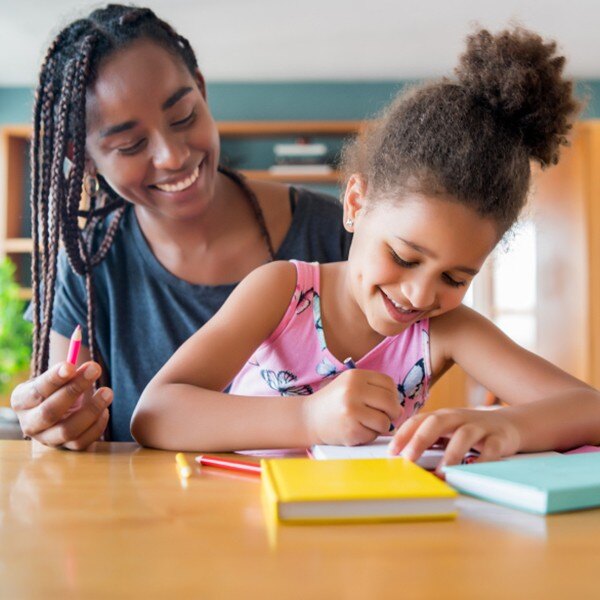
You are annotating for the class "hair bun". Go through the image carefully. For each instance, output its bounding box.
[455,27,580,166]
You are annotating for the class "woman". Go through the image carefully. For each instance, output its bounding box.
[10,4,350,448]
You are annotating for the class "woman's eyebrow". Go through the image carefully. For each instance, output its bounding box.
[100,87,194,138]
[162,86,193,110]
[100,120,137,138]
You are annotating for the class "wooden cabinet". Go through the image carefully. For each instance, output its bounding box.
[220,120,361,183]
[532,120,600,387]
[0,125,31,299]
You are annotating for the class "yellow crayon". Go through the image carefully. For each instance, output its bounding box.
[175,452,192,479]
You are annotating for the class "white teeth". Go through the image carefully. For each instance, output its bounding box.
[384,290,414,312]
[155,166,199,193]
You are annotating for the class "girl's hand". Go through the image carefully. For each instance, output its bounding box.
[303,369,403,446]
[388,407,522,472]
[10,361,113,451]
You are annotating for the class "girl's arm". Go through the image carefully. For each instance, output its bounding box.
[132,260,402,452]
[390,305,600,465]
[131,261,303,450]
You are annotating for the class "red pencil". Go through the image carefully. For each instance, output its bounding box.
[67,325,82,365]
[195,454,262,475]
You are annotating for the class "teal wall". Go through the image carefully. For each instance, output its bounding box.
[0,82,412,125]
[576,81,600,118]
[2,80,599,125]
[0,87,34,124]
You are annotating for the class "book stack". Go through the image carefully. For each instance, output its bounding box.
[269,139,333,176]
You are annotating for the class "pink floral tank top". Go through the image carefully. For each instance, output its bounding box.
[229,260,431,419]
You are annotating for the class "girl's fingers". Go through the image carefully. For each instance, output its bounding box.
[63,408,110,451]
[357,406,396,437]
[363,388,403,424]
[387,413,429,455]
[392,411,462,460]
[438,424,484,468]
[473,433,506,464]
[364,371,399,394]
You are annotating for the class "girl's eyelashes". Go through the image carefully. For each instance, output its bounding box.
[442,273,466,288]
[390,249,418,268]
[390,248,467,288]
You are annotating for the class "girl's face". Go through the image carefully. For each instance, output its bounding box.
[85,39,220,221]
[344,179,499,338]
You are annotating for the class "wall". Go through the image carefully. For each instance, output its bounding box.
[0,82,412,125]
[2,80,599,125]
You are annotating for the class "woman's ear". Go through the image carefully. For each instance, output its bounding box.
[194,69,207,100]
[84,157,98,177]
[342,174,368,232]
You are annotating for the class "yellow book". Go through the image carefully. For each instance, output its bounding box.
[261,457,457,524]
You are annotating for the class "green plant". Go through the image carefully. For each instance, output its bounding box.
[0,258,32,395]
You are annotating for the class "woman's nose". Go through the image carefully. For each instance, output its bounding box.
[152,135,190,171]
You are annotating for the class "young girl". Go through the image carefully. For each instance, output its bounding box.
[133,27,600,467]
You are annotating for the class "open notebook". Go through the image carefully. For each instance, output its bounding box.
[310,436,560,471]
[310,436,448,470]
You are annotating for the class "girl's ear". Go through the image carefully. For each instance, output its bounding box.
[342,174,368,232]
[194,69,207,100]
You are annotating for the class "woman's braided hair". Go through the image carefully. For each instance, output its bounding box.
[341,27,582,236]
[30,4,201,376]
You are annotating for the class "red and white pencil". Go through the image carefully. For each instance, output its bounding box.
[195,455,262,475]
[67,325,82,365]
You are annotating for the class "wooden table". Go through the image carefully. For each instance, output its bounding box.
[1,440,598,599]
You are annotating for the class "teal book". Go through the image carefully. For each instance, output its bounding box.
[443,453,600,514]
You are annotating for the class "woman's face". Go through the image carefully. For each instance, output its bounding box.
[85,39,220,221]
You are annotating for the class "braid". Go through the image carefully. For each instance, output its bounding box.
[31,58,56,374]
[219,166,275,260]
[30,4,204,376]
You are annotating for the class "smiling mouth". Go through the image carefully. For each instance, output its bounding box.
[379,288,428,324]
[153,164,201,193]
[381,288,420,313]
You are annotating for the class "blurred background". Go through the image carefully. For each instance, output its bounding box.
[1,0,599,415]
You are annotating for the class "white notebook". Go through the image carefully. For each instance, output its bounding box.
[311,437,560,471]
[310,436,445,470]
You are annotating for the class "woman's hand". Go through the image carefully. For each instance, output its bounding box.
[10,361,113,451]
[303,369,403,446]
[388,407,522,472]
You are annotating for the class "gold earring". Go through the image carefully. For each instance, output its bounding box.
[84,174,100,197]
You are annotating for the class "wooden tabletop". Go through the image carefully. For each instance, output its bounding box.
[1,440,598,599]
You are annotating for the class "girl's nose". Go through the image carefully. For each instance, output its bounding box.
[400,277,436,310]
[152,135,190,171]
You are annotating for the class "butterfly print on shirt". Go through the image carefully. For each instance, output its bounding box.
[261,369,313,396]
[398,358,426,413]
[296,287,316,315]
[316,357,337,379]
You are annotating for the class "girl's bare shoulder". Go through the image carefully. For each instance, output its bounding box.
[235,260,298,303]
